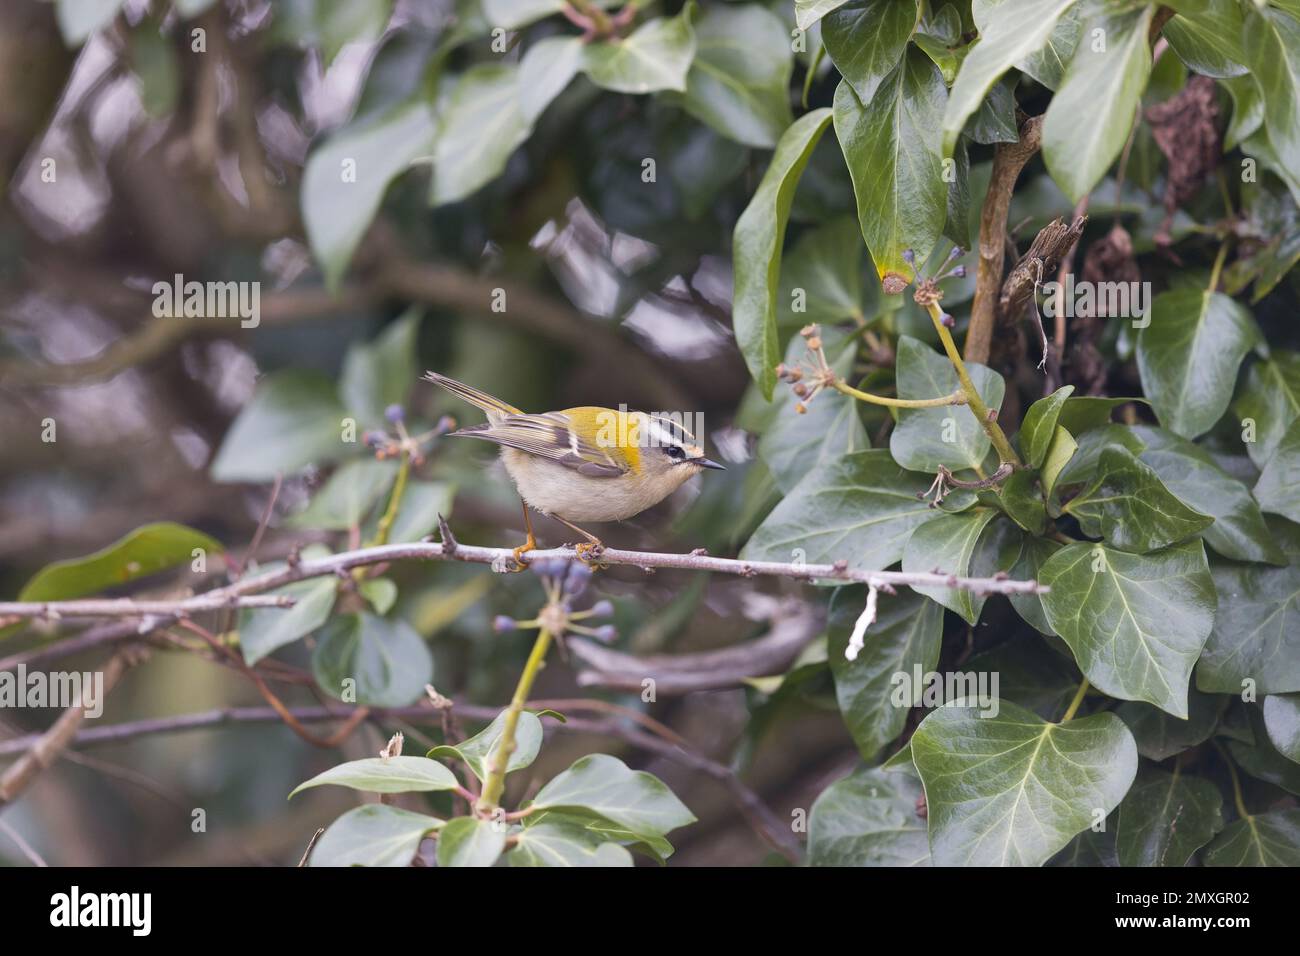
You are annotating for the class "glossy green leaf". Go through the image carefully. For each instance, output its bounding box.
[302,101,436,290]
[822,0,918,101]
[210,371,349,482]
[808,766,930,865]
[1042,540,1215,717]
[290,756,458,797]
[309,805,442,867]
[834,50,948,285]
[431,64,531,206]
[911,699,1138,866]
[436,816,508,868]
[525,809,674,863]
[1136,288,1262,440]
[1244,7,1300,185]
[902,509,1001,623]
[1007,534,1061,633]
[795,0,852,30]
[583,11,697,94]
[777,216,866,328]
[1064,446,1213,553]
[508,819,635,867]
[1255,420,1300,523]
[1203,809,1300,866]
[1039,425,1076,499]
[1228,710,1300,794]
[1054,423,1145,488]
[1019,385,1074,469]
[531,754,696,839]
[1162,1,1249,79]
[999,469,1047,535]
[828,588,942,758]
[1234,351,1300,468]
[1116,686,1225,761]
[358,577,398,615]
[740,450,939,573]
[683,4,792,149]
[1132,424,1284,564]
[427,709,544,783]
[1200,560,1300,695]
[1055,396,1143,436]
[971,0,1083,90]
[312,611,433,707]
[889,336,1005,472]
[732,108,834,397]
[1115,767,1223,867]
[18,522,222,602]
[942,0,1082,157]
[1042,6,1154,202]
[1263,694,1300,763]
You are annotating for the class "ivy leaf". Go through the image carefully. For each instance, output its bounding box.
[1116,686,1225,761]
[210,370,349,482]
[531,754,696,839]
[1007,534,1061,633]
[889,336,1006,473]
[1199,560,1300,695]
[740,450,939,573]
[1131,424,1284,565]
[942,0,1082,157]
[911,699,1138,867]
[683,4,793,149]
[902,509,1001,623]
[427,709,544,783]
[239,577,337,665]
[822,0,918,102]
[999,470,1047,535]
[312,611,433,707]
[483,0,615,30]
[518,36,585,123]
[971,0,1083,90]
[1042,5,1154,202]
[758,332,868,493]
[382,480,456,544]
[1263,694,1300,764]
[795,0,852,31]
[1203,809,1300,866]
[1055,395,1145,436]
[302,101,436,291]
[1019,385,1074,469]
[1228,710,1300,795]
[1040,540,1216,718]
[583,11,697,95]
[289,459,398,531]
[431,64,531,206]
[339,310,421,426]
[508,819,635,867]
[828,588,942,758]
[1254,420,1300,523]
[777,217,866,328]
[1243,6,1300,183]
[436,816,508,868]
[18,522,221,602]
[524,809,674,864]
[1136,288,1262,440]
[966,632,1079,716]
[309,805,442,867]
[1162,0,1249,79]
[967,75,1019,144]
[732,108,834,398]
[808,766,930,866]
[290,756,458,797]
[1233,351,1300,468]
[1039,425,1077,499]
[1063,446,1213,553]
[834,50,948,286]
[1115,767,1224,867]
[1054,423,1145,488]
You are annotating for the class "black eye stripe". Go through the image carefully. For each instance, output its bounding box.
[664,445,685,459]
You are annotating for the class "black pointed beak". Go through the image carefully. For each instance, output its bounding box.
[693,457,726,471]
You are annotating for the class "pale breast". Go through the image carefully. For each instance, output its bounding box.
[499,448,687,523]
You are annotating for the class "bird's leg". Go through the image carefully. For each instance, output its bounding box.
[510,499,538,571]
[552,515,605,566]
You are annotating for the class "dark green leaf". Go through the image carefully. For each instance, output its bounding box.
[1115,766,1223,866]
[1243,7,1300,186]
[902,509,1001,623]
[1263,694,1300,764]
[777,217,866,328]
[1116,686,1225,761]
[1234,351,1300,468]
[1020,385,1074,469]
[1254,420,1300,523]
[1203,809,1300,865]
[239,577,337,665]
[822,0,918,102]
[1040,540,1216,717]
[911,699,1138,866]
[312,611,433,707]
[1007,534,1061,633]
[1162,0,1249,78]
[732,108,834,397]
[808,766,930,865]
[1200,560,1300,695]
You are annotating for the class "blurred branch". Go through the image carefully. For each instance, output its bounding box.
[0,593,294,620]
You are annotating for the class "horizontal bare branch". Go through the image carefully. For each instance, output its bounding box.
[0,594,295,620]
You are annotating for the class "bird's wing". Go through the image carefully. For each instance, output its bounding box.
[452,412,630,478]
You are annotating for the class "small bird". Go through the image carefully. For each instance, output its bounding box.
[425,372,724,566]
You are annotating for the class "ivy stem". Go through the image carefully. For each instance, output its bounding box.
[1213,740,1250,820]
[924,301,1021,467]
[1060,678,1090,722]
[831,379,967,409]
[477,627,553,814]
[1207,241,1229,294]
[372,448,411,548]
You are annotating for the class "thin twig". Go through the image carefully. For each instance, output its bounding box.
[0,594,295,620]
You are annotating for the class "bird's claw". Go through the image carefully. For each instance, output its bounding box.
[573,540,605,567]
[509,536,537,573]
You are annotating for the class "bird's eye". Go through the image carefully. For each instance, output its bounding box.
[664,445,686,460]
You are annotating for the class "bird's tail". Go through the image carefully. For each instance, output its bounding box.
[423,371,523,421]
